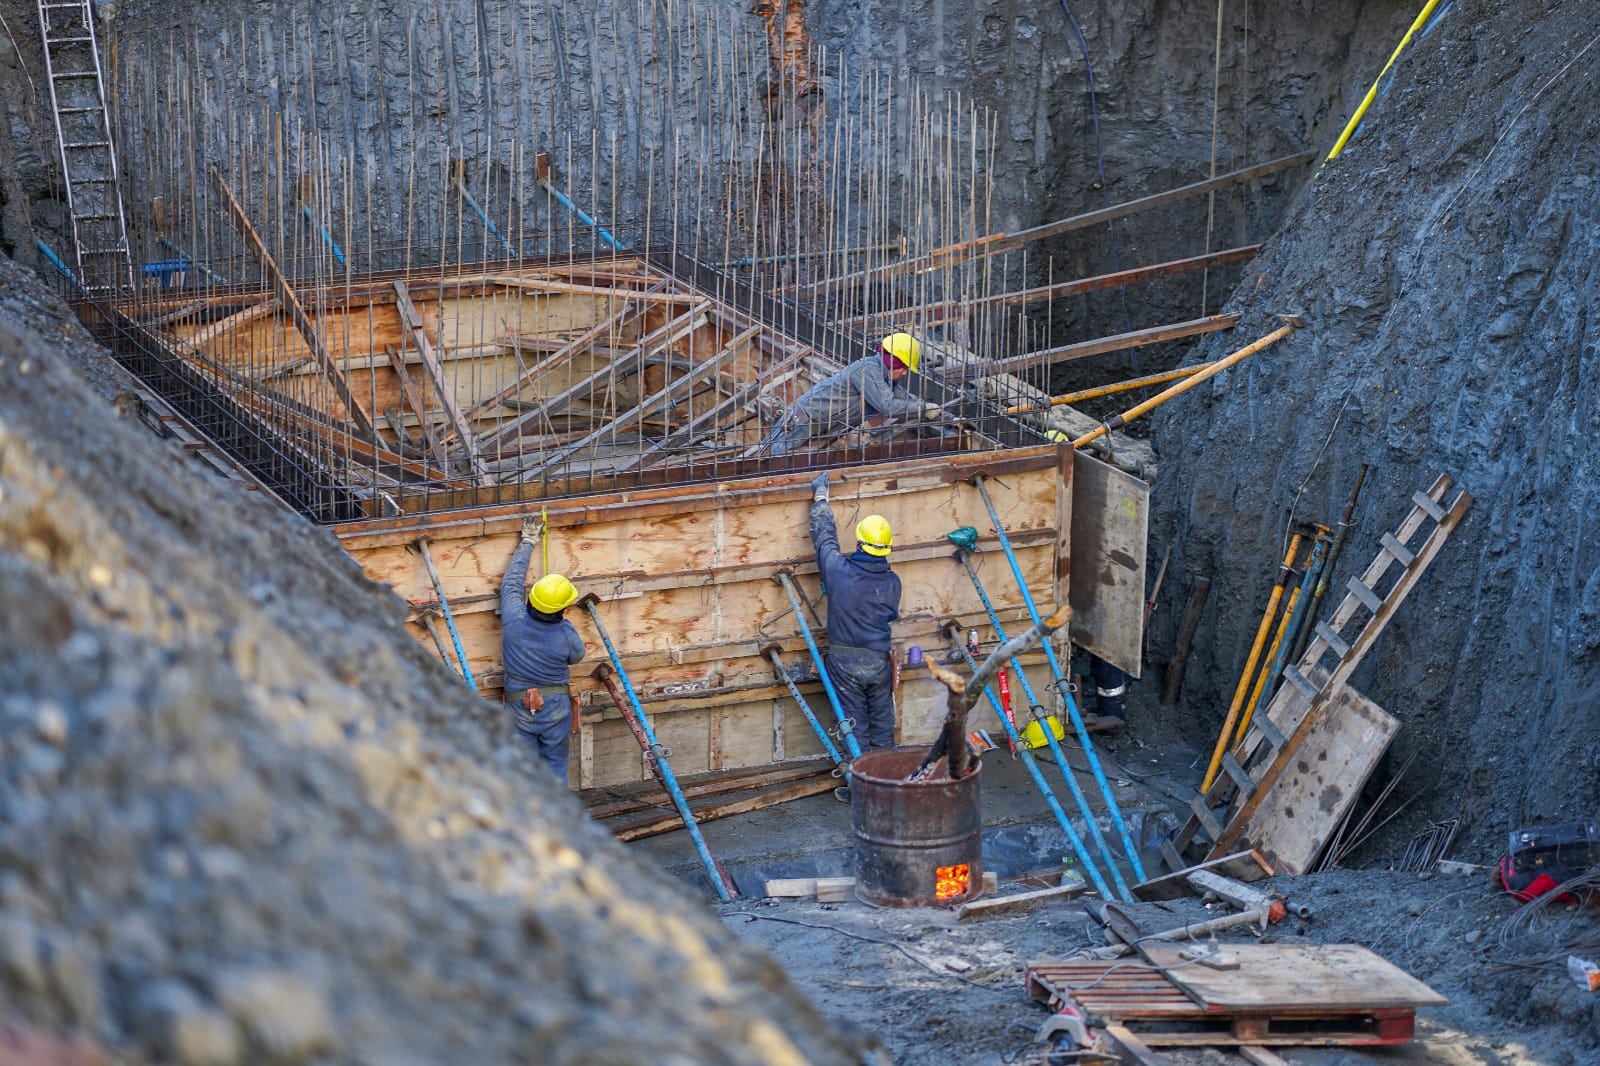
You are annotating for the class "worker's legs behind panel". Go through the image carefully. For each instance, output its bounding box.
[517,693,573,782]
[1088,654,1127,727]
[756,407,812,457]
[826,649,896,751]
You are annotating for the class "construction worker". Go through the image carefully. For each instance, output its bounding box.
[762,332,943,456]
[808,474,902,799]
[500,517,587,782]
[1085,653,1127,729]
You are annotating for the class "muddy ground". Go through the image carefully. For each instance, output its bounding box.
[712,694,1600,1064]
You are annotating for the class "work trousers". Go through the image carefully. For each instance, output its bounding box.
[758,411,814,457]
[825,647,896,751]
[1089,655,1127,720]
[506,690,573,783]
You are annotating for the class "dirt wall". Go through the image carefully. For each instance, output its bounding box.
[1151,0,1600,853]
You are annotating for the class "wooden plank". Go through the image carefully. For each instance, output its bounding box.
[835,247,1260,329]
[1134,851,1274,901]
[1239,685,1399,874]
[1104,1025,1174,1066]
[1239,1047,1290,1066]
[457,288,656,424]
[207,167,375,438]
[515,324,761,482]
[1069,450,1148,678]
[971,314,1241,377]
[385,346,449,467]
[955,882,1086,920]
[795,151,1315,298]
[586,762,830,820]
[393,280,491,485]
[1139,943,1447,1011]
[612,774,835,841]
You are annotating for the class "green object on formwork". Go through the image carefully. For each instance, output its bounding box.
[946,526,979,551]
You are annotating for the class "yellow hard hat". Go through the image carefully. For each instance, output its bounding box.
[1020,714,1066,750]
[529,573,579,613]
[880,332,921,373]
[855,514,893,557]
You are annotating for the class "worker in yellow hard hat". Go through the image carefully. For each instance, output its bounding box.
[807,473,904,800]
[758,332,945,457]
[499,515,587,783]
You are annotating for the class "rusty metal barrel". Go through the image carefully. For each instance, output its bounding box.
[850,747,983,908]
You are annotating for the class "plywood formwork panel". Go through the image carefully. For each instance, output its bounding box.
[339,447,1073,787]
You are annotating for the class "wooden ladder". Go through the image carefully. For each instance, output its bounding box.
[1161,474,1472,873]
[36,0,133,294]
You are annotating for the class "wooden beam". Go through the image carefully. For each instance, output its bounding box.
[481,274,697,304]
[955,882,1086,920]
[614,360,808,474]
[207,167,375,439]
[1133,850,1274,901]
[514,324,761,482]
[384,345,450,468]
[834,247,1260,328]
[475,303,711,456]
[458,284,664,425]
[178,299,276,352]
[393,280,492,487]
[611,774,836,841]
[586,763,831,821]
[794,150,1314,298]
[1104,1025,1174,1066]
[961,314,1241,380]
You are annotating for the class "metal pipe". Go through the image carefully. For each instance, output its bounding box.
[1072,320,1300,449]
[763,646,847,776]
[1233,585,1301,747]
[1289,464,1369,664]
[1200,533,1303,792]
[972,477,1148,884]
[950,556,1132,900]
[413,537,477,692]
[301,204,346,266]
[773,570,864,761]
[1240,530,1330,741]
[1085,905,1273,960]
[941,626,1113,900]
[538,179,625,252]
[455,181,518,259]
[1007,363,1213,415]
[585,604,736,902]
[158,237,229,284]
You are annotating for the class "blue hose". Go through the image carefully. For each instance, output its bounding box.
[774,572,863,761]
[947,636,1111,899]
[974,477,1148,883]
[301,205,346,266]
[457,183,519,259]
[585,603,736,902]
[956,554,1133,900]
[539,181,626,252]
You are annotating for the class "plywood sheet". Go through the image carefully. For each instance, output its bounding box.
[1069,451,1148,678]
[1139,943,1446,1011]
[1241,683,1399,875]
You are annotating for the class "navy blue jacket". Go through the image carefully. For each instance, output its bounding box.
[500,542,586,689]
[809,500,901,654]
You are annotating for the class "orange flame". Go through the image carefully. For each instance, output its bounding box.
[936,863,971,901]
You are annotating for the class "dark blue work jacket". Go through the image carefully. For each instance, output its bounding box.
[500,542,586,689]
[809,500,901,654]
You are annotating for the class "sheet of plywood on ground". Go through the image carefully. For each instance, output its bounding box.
[1068,450,1149,679]
[1238,684,1398,874]
[1137,943,1446,1011]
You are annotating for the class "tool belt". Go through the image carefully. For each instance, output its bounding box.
[827,644,889,659]
[507,684,569,713]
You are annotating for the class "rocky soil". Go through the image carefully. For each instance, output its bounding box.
[0,253,859,1063]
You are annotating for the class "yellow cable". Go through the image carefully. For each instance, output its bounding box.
[1326,0,1445,161]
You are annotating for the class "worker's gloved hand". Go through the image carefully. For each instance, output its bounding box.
[811,473,831,502]
[922,402,945,421]
[520,516,541,545]
[1046,429,1069,444]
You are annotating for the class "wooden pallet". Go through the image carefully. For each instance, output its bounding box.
[1166,474,1471,873]
[1026,943,1445,1048]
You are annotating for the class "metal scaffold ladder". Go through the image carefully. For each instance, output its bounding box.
[36,0,133,294]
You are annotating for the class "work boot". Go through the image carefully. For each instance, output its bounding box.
[833,786,852,804]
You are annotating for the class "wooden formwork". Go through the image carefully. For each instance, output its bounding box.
[336,445,1081,789]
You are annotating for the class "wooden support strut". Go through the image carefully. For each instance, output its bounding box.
[393,280,493,487]
[384,346,449,468]
[207,167,375,440]
[975,314,1241,388]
